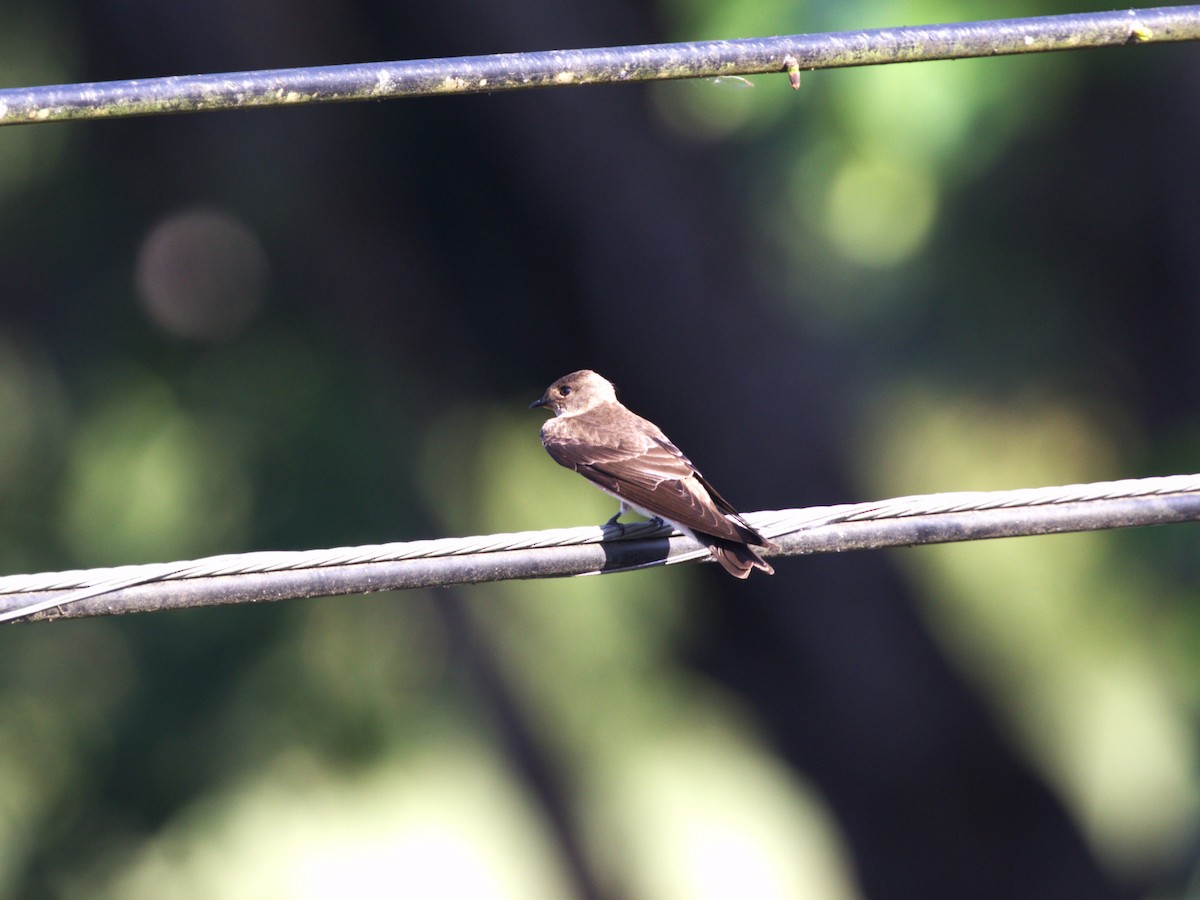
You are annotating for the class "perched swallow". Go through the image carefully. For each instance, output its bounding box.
[529,370,775,578]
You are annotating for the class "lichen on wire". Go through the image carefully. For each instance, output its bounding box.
[2,473,1200,623]
[0,6,1197,125]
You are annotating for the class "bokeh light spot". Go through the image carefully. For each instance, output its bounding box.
[60,372,253,565]
[823,156,938,268]
[135,209,269,341]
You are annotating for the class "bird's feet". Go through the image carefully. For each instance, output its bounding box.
[603,506,665,533]
[605,501,634,528]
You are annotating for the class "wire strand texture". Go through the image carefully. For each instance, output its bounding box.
[3,473,1199,623]
[0,7,1197,125]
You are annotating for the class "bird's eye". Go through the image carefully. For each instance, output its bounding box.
[560,385,572,396]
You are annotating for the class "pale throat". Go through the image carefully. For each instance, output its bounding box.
[557,396,610,417]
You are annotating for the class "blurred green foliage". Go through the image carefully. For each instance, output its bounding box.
[0,0,1197,896]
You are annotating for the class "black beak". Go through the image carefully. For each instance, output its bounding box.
[529,396,548,410]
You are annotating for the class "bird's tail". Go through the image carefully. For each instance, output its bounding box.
[709,537,776,578]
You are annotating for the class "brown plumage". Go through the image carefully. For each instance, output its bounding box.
[529,370,775,578]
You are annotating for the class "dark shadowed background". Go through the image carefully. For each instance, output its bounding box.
[1,1,1198,897]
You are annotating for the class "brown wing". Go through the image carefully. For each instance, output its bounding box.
[543,414,763,545]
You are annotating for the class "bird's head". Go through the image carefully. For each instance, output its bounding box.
[529,370,618,417]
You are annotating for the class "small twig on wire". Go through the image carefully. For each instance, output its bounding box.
[0,6,1196,125]
[2,473,1199,624]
